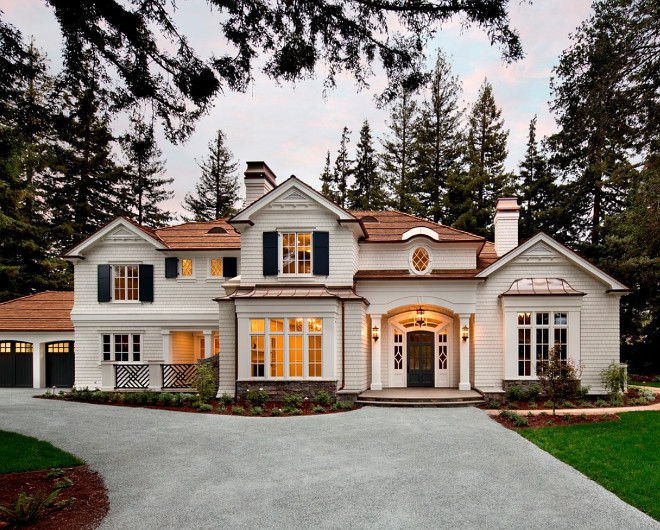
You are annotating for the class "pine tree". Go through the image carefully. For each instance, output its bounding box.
[348,120,388,210]
[332,127,352,208]
[449,79,511,237]
[320,151,338,202]
[182,129,239,220]
[415,51,463,223]
[119,113,173,227]
[380,91,420,214]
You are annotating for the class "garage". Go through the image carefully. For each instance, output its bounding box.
[46,341,75,387]
[0,341,34,387]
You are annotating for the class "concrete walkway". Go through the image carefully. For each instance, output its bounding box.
[0,389,657,530]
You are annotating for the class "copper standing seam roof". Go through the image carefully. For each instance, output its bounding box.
[0,291,74,332]
[216,286,366,302]
[500,278,585,296]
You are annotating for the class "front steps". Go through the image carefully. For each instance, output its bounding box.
[356,388,485,408]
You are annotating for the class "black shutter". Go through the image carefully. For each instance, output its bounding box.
[263,232,278,275]
[165,257,178,278]
[139,264,154,302]
[97,265,111,302]
[313,231,330,276]
[224,257,237,278]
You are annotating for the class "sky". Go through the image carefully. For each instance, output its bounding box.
[0,0,594,219]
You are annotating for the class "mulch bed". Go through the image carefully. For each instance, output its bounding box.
[493,411,621,430]
[0,466,108,529]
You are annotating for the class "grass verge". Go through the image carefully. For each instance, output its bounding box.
[0,430,84,474]
[518,411,660,521]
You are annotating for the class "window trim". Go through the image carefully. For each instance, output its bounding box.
[409,246,432,275]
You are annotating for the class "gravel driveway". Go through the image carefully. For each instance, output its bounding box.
[0,389,657,529]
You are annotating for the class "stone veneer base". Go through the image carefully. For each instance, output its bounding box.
[236,380,338,401]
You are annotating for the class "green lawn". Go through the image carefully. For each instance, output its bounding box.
[518,412,660,521]
[633,382,660,388]
[0,430,84,474]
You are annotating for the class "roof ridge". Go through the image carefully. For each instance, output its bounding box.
[0,290,73,307]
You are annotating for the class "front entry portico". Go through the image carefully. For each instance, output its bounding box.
[407,331,434,387]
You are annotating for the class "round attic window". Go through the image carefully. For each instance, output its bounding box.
[410,247,430,274]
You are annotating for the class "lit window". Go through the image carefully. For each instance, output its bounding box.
[308,318,323,378]
[113,265,139,301]
[250,319,265,377]
[210,259,223,277]
[517,312,568,377]
[102,334,141,362]
[181,259,193,277]
[282,232,311,274]
[410,247,430,274]
[289,318,303,377]
[270,319,283,377]
[47,342,70,354]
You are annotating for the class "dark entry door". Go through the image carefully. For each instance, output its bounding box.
[46,341,74,387]
[407,331,434,387]
[0,341,33,387]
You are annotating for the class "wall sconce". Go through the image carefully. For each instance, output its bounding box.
[415,307,426,327]
[372,325,380,342]
[461,325,469,342]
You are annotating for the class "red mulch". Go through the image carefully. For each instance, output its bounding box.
[0,466,108,529]
[493,412,621,430]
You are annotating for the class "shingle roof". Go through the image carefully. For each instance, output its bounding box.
[154,220,241,250]
[0,291,74,331]
[350,210,485,242]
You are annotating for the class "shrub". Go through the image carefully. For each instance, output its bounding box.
[528,402,538,410]
[331,401,354,411]
[246,388,269,408]
[158,393,174,406]
[595,398,609,407]
[195,363,216,403]
[270,408,282,416]
[537,344,581,415]
[313,390,333,407]
[250,406,264,416]
[562,401,576,409]
[654,375,660,383]
[578,413,587,420]
[215,405,226,414]
[46,468,65,479]
[135,391,152,405]
[92,391,111,402]
[538,411,548,417]
[512,415,529,427]
[311,405,325,414]
[609,395,624,406]
[639,388,655,401]
[123,393,137,404]
[283,394,304,409]
[196,403,213,412]
[218,393,234,406]
[506,402,518,410]
[0,490,60,526]
[542,400,554,409]
[110,392,124,403]
[600,361,627,399]
[231,406,245,415]
[486,400,501,409]
[527,385,541,402]
[54,477,74,489]
[577,400,594,408]
[506,385,525,401]
[172,393,185,407]
[577,386,591,399]
[286,408,302,415]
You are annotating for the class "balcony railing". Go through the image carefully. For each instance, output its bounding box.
[162,364,198,389]
[115,364,150,389]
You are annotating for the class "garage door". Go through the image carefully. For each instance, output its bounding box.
[46,341,75,387]
[0,341,33,387]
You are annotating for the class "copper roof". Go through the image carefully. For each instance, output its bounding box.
[501,278,585,296]
[477,241,498,269]
[154,220,241,250]
[0,291,74,331]
[350,211,485,242]
[219,286,365,301]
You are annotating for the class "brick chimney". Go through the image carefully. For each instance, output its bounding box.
[494,198,520,257]
[244,161,277,205]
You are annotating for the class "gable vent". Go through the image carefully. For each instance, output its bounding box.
[208,227,228,234]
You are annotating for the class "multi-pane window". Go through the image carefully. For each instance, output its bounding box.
[248,317,322,378]
[250,319,265,377]
[393,330,403,370]
[47,342,70,354]
[210,259,223,277]
[113,265,139,301]
[282,233,311,274]
[411,247,430,273]
[181,259,193,277]
[102,334,141,362]
[0,342,33,353]
[517,311,569,376]
[438,330,448,370]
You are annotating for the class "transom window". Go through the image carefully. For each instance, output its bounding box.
[47,342,71,354]
[517,312,568,377]
[113,265,139,301]
[410,247,430,274]
[181,259,193,277]
[249,317,322,379]
[282,233,311,274]
[102,334,141,362]
[210,259,223,277]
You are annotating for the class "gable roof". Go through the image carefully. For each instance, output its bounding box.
[0,291,74,332]
[154,220,240,250]
[476,232,629,291]
[351,211,485,243]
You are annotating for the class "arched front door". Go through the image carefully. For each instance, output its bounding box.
[407,331,434,387]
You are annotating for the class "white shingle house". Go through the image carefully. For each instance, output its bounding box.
[62,162,628,398]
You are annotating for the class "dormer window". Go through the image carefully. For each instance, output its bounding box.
[282,232,311,274]
[410,247,431,274]
[208,226,227,234]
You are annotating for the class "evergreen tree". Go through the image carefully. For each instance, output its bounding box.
[332,127,352,208]
[320,150,338,202]
[380,91,419,214]
[517,116,560,240]
[182,129,239,220]
[119,113,173,227]
[348,120,387,210]
[449,79,511,237]
[415,50,463,223]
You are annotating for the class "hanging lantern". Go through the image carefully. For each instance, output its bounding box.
[415,307,426,327]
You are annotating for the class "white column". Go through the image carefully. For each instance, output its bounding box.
[161,330,171,363]
[370,315,382,391]
[458,314,471,391]
[203,331,213,359]
[33,342,44,389]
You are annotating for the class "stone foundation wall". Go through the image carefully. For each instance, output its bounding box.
[236,380,338,401]
[502,379,541,392]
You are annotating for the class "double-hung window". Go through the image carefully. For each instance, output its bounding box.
[282,233,311,274]
[102,334,141,362]
[113,265,139,301]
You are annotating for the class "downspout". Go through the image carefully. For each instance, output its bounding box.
[339,300,346,390]
[234,313,238,398]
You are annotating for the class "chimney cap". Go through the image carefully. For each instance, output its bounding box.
[495,197,519,212]
[244,161,277,188]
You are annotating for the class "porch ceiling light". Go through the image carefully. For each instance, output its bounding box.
[415,307,426,327]
[462,325,469,342]
[372,325,380,342]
